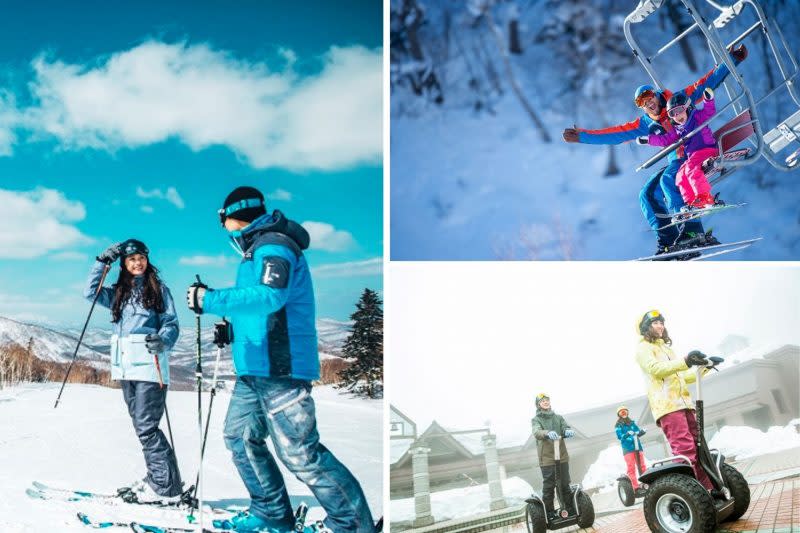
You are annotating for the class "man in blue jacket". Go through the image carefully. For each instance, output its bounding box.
[186,186,374,533]
[562,45,747,256]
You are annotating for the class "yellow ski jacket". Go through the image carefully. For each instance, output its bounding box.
[635,339,706,422]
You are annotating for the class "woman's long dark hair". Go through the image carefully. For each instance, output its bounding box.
[643,325,672,345]
[615,416,632,427]
[110,261,165,323]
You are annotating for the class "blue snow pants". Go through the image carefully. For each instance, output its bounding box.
[639,158,705,245]
[223,376,375,533]
[121,380,183,497]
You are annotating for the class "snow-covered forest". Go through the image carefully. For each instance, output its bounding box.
[390,0,800,259]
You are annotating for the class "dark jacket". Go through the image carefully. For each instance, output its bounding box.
[531,409,572,467]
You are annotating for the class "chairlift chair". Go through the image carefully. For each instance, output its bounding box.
[625,0,800,177]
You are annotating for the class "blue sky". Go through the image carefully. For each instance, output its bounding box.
[0,0,382,328]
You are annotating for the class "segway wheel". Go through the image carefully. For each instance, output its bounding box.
[618,477,635,507]
[525,501,546,533]
[643,474,717,533]
[720,463,750,522]
[576,490,595,529]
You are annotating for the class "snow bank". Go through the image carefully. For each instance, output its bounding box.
[581,443,648,492]
[391,477,532,523]
[708,421,800,459]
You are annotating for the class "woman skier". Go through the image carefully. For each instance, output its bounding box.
[635,310,714,492]
[615,406,647,494]
[647,88,722,216]
[84,239,183,504]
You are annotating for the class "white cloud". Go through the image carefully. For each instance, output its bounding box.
[266,188,292,202]
[50,251,89,261]
[140,205,154,214]
[135,186,185,209]
[0,90,20,155]
[0,187,92,258]
[178,254,235,267]
[22,41,382,171]
[301,221,357,252]
[312,257,382,278]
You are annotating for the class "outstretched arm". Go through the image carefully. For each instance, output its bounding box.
[568,117,650,145]
[683,45,746,101]
[648,127,679,147]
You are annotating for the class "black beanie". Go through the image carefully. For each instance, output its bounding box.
[222,186,267,223]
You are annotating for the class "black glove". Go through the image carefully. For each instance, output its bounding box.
[685,350,708,367]
[97,242,122,264]
[145,333,165,354]
[638,429,647,436]
[729,43,747,63]
[187,278,210,314]
[636,136,649,145]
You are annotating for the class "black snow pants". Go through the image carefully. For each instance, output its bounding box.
[540,462,574,514]
[121,380,183,496]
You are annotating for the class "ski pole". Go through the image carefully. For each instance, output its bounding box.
[189,274,205,530]
[153,353,177,458]
[188,318,231,522]
[54,263,111,409]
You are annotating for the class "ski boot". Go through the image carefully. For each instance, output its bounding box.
[669,229,720,260]
[690,192,724,209]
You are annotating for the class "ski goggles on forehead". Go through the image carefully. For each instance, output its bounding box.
[217,198,265,225]
[668,105,688,119]
[645,310,662,320]
[635,90,656,107]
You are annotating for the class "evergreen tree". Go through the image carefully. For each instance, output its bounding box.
[337,288,383,398]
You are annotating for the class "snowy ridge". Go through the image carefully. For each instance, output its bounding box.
[0,316,107,366]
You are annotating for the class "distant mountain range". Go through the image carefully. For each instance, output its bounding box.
[0,315,352,386]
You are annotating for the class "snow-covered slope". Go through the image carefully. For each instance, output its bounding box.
[0,383,382,532]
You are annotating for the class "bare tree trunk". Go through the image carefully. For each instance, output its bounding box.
[606,145,621,176]
[666,1,698,72]
[509,20,522,54]
[485,11,552,142]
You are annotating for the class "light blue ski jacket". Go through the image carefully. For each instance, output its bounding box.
[203,211,319,380]
[84,260,179,384]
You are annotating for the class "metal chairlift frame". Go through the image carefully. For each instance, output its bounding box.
[623,0,800,177]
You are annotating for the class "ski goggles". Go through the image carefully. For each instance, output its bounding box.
[668,105,688,119]
[644,310,663,321]
[635,90,656,107]
[218,198,265,225]
[535,393,550,401]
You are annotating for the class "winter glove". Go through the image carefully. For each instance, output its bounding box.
[685,350,709,367]
[145,333,165,355]
[638,429,647,436]
[187,281,210,314]
[703,87,714,101]
[636,136,649,145]
[729,43,748,63]
[547,431,559,440]
[97,242,122,264]
[562,126,580,143]
[627,430,636,436]
[564,429,575,438]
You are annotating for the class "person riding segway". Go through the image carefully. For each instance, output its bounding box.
[525,394,594,532]
[635,311,750,532]
[615,405,648,506]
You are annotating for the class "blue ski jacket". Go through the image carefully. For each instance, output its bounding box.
[203,211,319,380]
[615,419,644,454]
[85,260,179,384]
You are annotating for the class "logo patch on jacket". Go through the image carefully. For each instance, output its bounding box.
[261,256,290,288]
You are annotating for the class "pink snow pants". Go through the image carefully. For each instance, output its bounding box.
[624,451,647,489]
[676,147,718,205]
[658,409,714,490]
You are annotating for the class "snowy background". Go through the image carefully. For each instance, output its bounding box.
[390,0,800,259]
[0,383,381,532]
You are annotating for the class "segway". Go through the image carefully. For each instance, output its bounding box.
[525,435,595,532]
[640,356,750,533]
[617,432,648,506]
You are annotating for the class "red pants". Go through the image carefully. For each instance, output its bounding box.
[676,147,718,205]
[658,409,713,490]
[624,451,647,489]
